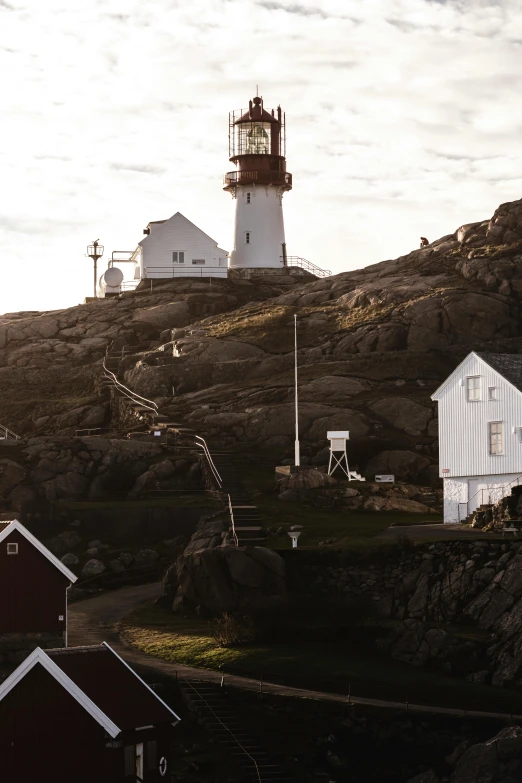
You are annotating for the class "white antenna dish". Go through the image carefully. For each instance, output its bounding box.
[103,267,124,287]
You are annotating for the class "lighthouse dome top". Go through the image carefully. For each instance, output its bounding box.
[235,96,279,124]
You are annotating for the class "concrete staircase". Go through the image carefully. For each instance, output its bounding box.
[179,679,296,783]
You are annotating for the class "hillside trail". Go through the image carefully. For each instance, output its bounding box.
[68,583,522,721]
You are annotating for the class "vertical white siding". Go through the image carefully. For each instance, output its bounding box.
[435,354,522,479]
[229,185,286,268]
[139,213,228,278]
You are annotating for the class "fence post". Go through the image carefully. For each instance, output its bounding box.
[259,672,263,694]
[348,683,351,706]
[406,701,409,712]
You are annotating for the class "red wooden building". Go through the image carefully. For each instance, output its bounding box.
[0,642,180,782]
[0,520,77,659]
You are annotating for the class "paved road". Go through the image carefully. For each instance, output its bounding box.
[68,583,522,721]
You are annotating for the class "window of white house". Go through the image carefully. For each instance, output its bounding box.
[488,387,499,401]
[517,427,522,443]
[466,376,481,402]
[172,252,185,264]
[245,232,251,244]
[489,421,503,455]
[7,543,18,555]
[246,192,251,203]
[192,259,205,265]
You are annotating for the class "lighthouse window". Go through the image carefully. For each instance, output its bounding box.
[237,122,271,155]
[172,252,185,264]
[245,232,251,244]
[246,193,251,204]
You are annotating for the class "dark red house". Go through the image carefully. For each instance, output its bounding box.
[0,520,77,661]
[0,642,180,782]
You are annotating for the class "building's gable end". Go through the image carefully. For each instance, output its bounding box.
[0,648,121,738]
[0,521,77,583]
[478,355,522,402]
[431,352,479,400]
[102,642,181,723]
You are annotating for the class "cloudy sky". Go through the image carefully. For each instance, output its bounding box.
[1,0,522,315]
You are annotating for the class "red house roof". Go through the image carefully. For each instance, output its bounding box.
[0,520,77,583]
[0,643,180,738]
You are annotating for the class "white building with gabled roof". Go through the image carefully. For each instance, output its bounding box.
[131,211,228,280]
[431,352,522,523]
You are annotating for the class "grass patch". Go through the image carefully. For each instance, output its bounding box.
[241,461,441,550]
[120,602,522,714]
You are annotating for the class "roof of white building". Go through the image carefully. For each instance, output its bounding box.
[432,351,522,400]
[477,353,522,392]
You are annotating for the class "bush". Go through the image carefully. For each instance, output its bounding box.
[209,612,254,647]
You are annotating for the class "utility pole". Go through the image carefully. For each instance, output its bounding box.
[294,313,300,467]
[87,239,104,298]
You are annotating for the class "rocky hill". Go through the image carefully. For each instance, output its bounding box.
[4,198,522,485]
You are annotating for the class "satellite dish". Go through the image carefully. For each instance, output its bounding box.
[103,267,124,287]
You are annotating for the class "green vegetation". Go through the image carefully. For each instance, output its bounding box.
[120,601,522,713]
[240,460,442,550]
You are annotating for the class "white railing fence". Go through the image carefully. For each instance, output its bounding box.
[0,424,20,441]
[458,473,522,522]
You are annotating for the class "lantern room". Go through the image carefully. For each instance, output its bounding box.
[228,96,286,160]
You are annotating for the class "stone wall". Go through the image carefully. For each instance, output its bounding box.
[0,631,64,666]
[284,538,522,688]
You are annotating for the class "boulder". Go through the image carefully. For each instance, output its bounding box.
[365,450,431,482]
[80,559,106,579]
[452,726,522,783]
[369,398,432,435]
[134,549,160,567]
[0,459,26,497]
[171,545,286,615]
[60,553,79,567]
[132,301,190,330]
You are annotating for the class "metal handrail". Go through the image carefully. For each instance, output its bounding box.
[458,472,522,522]
[223,170,292,188]
[183,680,262,783]
[102,352,158,418]
[228,494,239,547]
[283,256,331,278]
[0,424,20,441]
[143,267,227,279]
[194,435,222,488]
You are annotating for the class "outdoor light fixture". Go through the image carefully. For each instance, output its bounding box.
[86,239,104,298]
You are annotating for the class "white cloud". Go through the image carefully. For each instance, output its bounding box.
[1,0,522,313]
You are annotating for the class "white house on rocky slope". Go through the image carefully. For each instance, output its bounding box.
[132,212,228,280]
[432,352,522,523]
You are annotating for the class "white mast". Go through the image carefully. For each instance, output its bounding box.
[294,313,300,467]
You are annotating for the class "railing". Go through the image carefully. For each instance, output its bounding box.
[183,680,262,783]
[283,256,331,278]
[102,352,158,419]
[228,494,239,547]
[0,424,20,441]
[143,266,227,279]
[194,435,222,489]
[109,251,136,264]
[458,473,522,522]
[120,280,140,292]
[223,170,292,188]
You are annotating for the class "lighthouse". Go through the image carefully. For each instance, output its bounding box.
[224,95,292,269]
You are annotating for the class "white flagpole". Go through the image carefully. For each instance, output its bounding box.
[294,313,300,467]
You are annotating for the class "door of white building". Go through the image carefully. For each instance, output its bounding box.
[468,479,489,514]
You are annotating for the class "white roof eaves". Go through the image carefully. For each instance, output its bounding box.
[0,648,121,738]
[0,520,77,583]
[102,642,181,723]
[430,351,478,401]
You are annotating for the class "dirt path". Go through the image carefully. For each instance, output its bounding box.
[68,583,522,721]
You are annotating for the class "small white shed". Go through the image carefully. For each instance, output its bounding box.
[431,352,522,523]
[133,212,228,280]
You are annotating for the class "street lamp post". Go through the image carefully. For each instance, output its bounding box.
[87,239,104,298]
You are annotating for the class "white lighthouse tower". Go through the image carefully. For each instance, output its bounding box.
[224,95,292,269]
